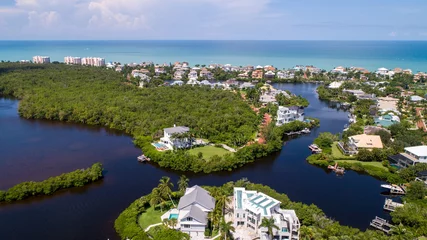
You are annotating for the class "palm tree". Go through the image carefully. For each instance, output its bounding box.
[178,175,189,194]
[217,193,232,217]
[158,176,175,207]
[259,217,279,240]
[169,218,178,229]
[150,188,164,212]
[219,218,235,240]
[162,218,170,226]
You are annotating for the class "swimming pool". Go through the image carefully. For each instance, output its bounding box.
[169,214,179,219]
[153,142,167,148]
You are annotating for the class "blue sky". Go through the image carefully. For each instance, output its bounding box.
[0,0,426,40]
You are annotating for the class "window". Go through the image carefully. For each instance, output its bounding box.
[187,217,192,221]
[237,213,239,218]
[183,225,190,228]
[243,214,245,218]
[281,227,288,232]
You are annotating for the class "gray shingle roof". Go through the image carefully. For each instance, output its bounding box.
[182,205,208,224]
[164,126,189,135]
[177,185,215,211]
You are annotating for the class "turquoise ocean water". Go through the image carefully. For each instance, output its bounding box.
[1,40,427,71]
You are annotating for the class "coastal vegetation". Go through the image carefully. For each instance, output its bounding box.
[115,177,423,240]
[0,63,317,173]
[0,63,258,146]
[134,120,317,173]
[0,163,103,203]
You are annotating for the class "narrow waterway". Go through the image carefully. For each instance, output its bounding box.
[0,84,388,240]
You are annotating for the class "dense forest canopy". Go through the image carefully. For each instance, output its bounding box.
[0,63,258,145]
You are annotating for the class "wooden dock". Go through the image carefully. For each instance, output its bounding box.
[370,216,393,234]
[137,155,151,162]
[383,199,404,212]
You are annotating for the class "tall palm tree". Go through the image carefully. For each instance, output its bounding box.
[219,218,235,240]
[259,217,279,240]
[178,175,189,194]
[150,188,164,212]
[216,192,232,217]
[169,218,178,229]
[158,176,175,207]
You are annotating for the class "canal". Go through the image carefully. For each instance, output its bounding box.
[0,83,387,240]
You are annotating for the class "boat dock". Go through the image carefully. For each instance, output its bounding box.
[381,184,406,195]
[383,199,404,212]
[137,154,151,162]
[286,128,311,136]
[370,216,393,234]
[308,144,322,154]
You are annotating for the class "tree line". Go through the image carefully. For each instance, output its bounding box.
[0,163,103,203]
[0,63,258,147]
[134,120,317,173]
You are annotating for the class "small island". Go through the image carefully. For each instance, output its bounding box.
[0,163,103,203]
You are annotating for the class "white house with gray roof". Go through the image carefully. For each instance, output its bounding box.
[233,187,300,240]
[161,185,215,240]
[160,125,192,149]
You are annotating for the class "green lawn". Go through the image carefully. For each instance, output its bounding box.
[188,146,232,160]
[331,142,356,160]
[334,160,388,171]
[138,206,163,230]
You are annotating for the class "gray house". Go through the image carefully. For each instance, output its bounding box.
[161,185,215,240]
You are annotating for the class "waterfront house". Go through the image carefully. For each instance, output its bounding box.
[277,71,294,79]
[233,187,300,240]
[389,145,427,168]
[264,71,276,79]
[160,125,192,149]
[328,81,343,89]
[276,106,304,126]
[171,80,184,86]
[252,70,264,79]
[200,80,212,86]
[161,185,215,240]
[239,82,255,89]
[374,114,400,127]
[347,134,383,152]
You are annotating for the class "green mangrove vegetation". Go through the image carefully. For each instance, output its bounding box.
[0,63,258,146]
[0,63,316,173]
[0,163,103,203]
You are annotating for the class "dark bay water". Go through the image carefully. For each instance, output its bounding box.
[0,84,388,240]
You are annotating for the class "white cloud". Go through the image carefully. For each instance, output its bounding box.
[1,0,277,39]
[28,11,60,27]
